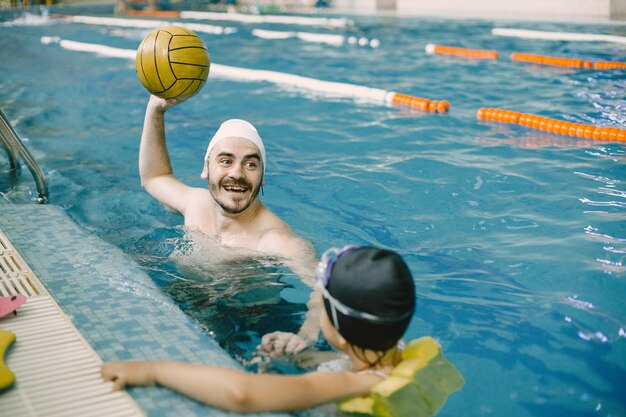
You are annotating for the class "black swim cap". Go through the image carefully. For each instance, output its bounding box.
[323,247,415,351]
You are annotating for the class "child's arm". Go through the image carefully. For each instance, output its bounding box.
[102,360,381,413]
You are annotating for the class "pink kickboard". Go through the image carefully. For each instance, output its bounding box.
[0,295,26,319]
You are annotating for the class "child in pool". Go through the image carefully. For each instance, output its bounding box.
[101,245,416,413]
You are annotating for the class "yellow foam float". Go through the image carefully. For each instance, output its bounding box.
[0,329,16,392]
[340,336,464,417]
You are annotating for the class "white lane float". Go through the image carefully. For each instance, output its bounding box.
[57,15,237,35]
[39,37,447,112]
[179,10,352,29]
[251,28,380,48]
[492,28,626,44]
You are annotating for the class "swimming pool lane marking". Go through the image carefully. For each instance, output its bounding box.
[41,37,137,59]
[510,52,594,69]
[492,28,626,44]
[39,37,449,113]
[179,10,352,29]
[59,15,377,48]
[425,44,499,60]
[426,43,626,70]
[251,28,380,48]
[592,61,626,69]
[0,230,145,417]
[58,11,354,29]
[125,9,181,19]
[55,14,237,35]
[477,108,626,143]
[510,55,626,70]
[63,16,624,67]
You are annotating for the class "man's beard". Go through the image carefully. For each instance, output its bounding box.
[209,177,261,215]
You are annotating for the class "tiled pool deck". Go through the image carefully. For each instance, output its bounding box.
[0,202,288,417]
[0,295,145,417]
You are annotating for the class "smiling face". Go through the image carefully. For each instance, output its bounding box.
[202,137,264,215]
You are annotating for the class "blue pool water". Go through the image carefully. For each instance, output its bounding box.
[1,5,625,416]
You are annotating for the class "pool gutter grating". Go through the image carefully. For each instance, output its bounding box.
[0,230,145,417]
[0,230,46,297]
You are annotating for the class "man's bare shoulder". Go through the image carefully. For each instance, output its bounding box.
[257,209,315,259]
[184,187,212,208]
[262,228,314,256]
[181,187,213,223]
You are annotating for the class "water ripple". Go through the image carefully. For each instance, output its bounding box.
[574,171,623,186]
[579,198,626,208]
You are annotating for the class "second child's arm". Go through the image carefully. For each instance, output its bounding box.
[102,361,381,413]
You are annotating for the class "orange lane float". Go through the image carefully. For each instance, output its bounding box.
[126,9,182,18]
[510,52,593,69]
[425,44,499,60]
[593,61,626,70]
[390,93,450,113]
[510,54,626,70]
[477,107,626,143]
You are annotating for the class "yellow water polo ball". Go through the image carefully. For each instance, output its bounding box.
[136,25,210,100]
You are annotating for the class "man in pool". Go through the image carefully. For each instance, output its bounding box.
[140,95,319,350]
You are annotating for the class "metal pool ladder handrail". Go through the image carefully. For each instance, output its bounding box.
[0,108,48,203]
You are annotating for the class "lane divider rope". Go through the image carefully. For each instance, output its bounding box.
[477,107,625,143]
[492,28,626,45]
[426,43,626,70]
[54,14,237,35]
[390,93,450,113]
[251,28,380,48]
[179,10,352,29]
[40,37,448,113]
[510,52,593,69]
[425,44,498,60]
[59,15,377,48]
[125,9,181,18]
[593,61,626,70]
[61,16,626,71]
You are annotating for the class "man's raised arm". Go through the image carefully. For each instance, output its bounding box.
[139,95,193,215]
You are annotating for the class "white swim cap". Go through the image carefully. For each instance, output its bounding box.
[204,119,266,176]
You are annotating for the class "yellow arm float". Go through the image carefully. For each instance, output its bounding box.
[339,336,464,417]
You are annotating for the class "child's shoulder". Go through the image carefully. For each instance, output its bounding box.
[316,354,351,373]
